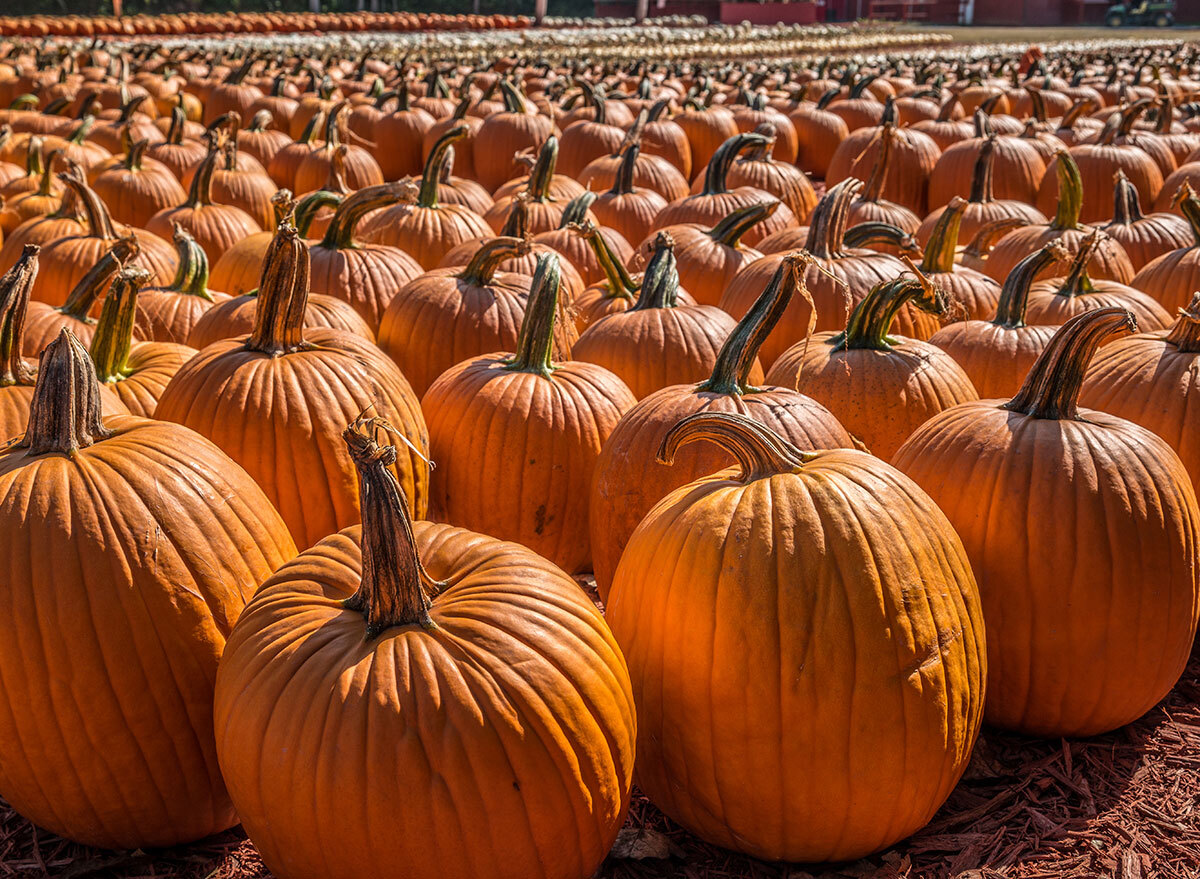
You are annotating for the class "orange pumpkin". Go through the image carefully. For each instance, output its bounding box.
[157,223,428,550]
[91,138,185,229]
[1130,181,1200,313]
[606,411,985,862]
[1101,169,1191,272]
[589,253,852,597]
[422,253,635,573]
[474,81,556,192]
[589,143,668,247]
[214,418,635,879]
[133,224,231,344]
[894,308,1200,737]
[766,266,979,459]
[916,196,1001,320]
[0,328,295,849]
[724,121,817,223]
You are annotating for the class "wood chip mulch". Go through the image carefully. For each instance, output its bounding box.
[1,640,1196,879]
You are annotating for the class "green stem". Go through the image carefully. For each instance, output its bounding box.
[577,223,637,300]
[920,197,966,274]
[505,252,561,377]
[295,191,343,238]
[457,236,528,286]
[184,144,220,209]
[630,232,679,310]
[698,252,805,395]
[861,123,894,204]
[701,132,768,197]
[608,143,639,197]
[833,265,947,351]
[167,226,213,301]
[1110,170,1143,225]
[804,178,861,260]
[419,124,467,208]
[322,182,411,251]
[1050,150,1084,231]
[968,135,996,204]
[1050,232,1100,299]
[89,266,150,383]
[1177,182,1200,246]
[559,191,596,229]
[1004,307,1138,420]
[991,243,1065,328]
[709,200,780,248]
[526,136,558,204]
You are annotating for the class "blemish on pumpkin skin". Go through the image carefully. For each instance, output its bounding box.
[534,505,547,535]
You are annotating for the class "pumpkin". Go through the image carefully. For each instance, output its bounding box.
[483,136,593,237]
[827,103,940,216]
[916,134,1046,247]
[1025,231,1172,330]
[266,110,324,191]
[641,98,692,179]
[635,201,771,307]
[722,121,816,223]
[928,110,1046,211]
[928,244,1065,399]
[589,143,667,248]
[474,81,556,192]
[984,150,1135,285]
[87,94,163,155]
[307,182,423,332]
[657,131,795,248]
[213,417,635,879]
[894,308,1200,737]
[185,284,372,350]
[203,59,264,125]
[915,196,1001,320]
[1081,292,1200,488]
[91,138,187,229]
[207,187,295,296]
[293,101,383,197]
[421,93,481,180]
[146,140,262,267]
[237,109,292,169]
[910,93,972,150]
[422,253,635,574]
[133,224,231,344]
[557,83,626,178]
[146,105,207,181]
[1130,182,1200,313]
[789,87,849,178]
[573,230,748,400]
[827,72,885,130]
[766,265,979,459]
[0,244,128,440]
[0,328,295,849]
[0,143,62,236]
[718,180,917,369]
[157,223,428,550]
[673,99,739,176]
[181,131,279,231]
[606,411,985,862]
[589,253,852,597]
[841,122,921,248]
[1101,169,1192,271]
[532,192,634,287]
[372,86,435,181]
[570,220,663,330]
[359,126,491,270]
[729,91,798,164]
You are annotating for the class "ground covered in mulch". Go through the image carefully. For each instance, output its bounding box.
[1,639,1196,879]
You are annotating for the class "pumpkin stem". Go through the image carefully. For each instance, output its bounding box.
[608,142,640,197]
[505,252,561,377]
[59,163,118,241]
[18,329,113,456]
[968,135,996,204]
[342,416,442,637]
[294,190,341,237]
[165,105,186,145]
[559,191,596,228]
[843,221,918,254]
[658,411,813,481]
[167,225,213,301]
[1109,170,1144,226]
[805,178,861,260]
[89,266,150,384]
[419,124,467,208]
[60,236,138,320]
[574,222,637,301]
[702,131,768,197]
[185,140,222,209]
[1165,293,1200,353]
[709,199,780,248]
[833,260,948,351]
[861,123,895,204]
[0,244,38,388]
[1050,150,1084,231]
[322,181,414,251]
[499,79,528,115]
[991,242,1067,329]
[699,252,807,395]
[630,232,680,311]
[1173,182,1200,246]
[1004,307,1138,421]
[1051,231,1104,300]
[499,193,530,238]
[1058,98,1095,134]
[963,215,1031,264]
[246,223,310,356]
[525,136,559,204]
[920,197,967,274]
[457,236,529,286]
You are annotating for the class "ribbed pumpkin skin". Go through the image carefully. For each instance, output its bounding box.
[134,288,233,344]
[928,322,1057,399]
[214,521,635,879]
[766,333,980,460]
[927,136,1046,210]
[984,227,1135,285]
[1024,281,1173,331]
[308,243,423,333]
[156,329,428,551]
[103,342,197,417]
[606,451,985,862]
[1131,247,1200,313]
[893,403,1200,736]
[589,389,853,599]
[1081,333,1200,487]
[423,358,635,574]
[34,233,177,307]
[185,293,373,350]
[0,416,297,849]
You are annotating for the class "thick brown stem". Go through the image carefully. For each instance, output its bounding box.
[18,329,113,456]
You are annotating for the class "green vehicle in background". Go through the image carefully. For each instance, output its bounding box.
[1105,1,1176,26]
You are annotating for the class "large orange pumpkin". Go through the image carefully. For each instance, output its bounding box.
[589,253,852,597]
[422,253,635,574]
[0,328,295,849]
[894,308,1200,737]
[474,81,556,192]
[157,223,428,550]
[606,411,985,862]
[213,418,635,879]
[1130,181,1200,313]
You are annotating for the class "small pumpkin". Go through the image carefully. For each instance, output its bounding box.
[133,224,231,344]
[1101,169,1192,272]
[915,196,1002,320]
